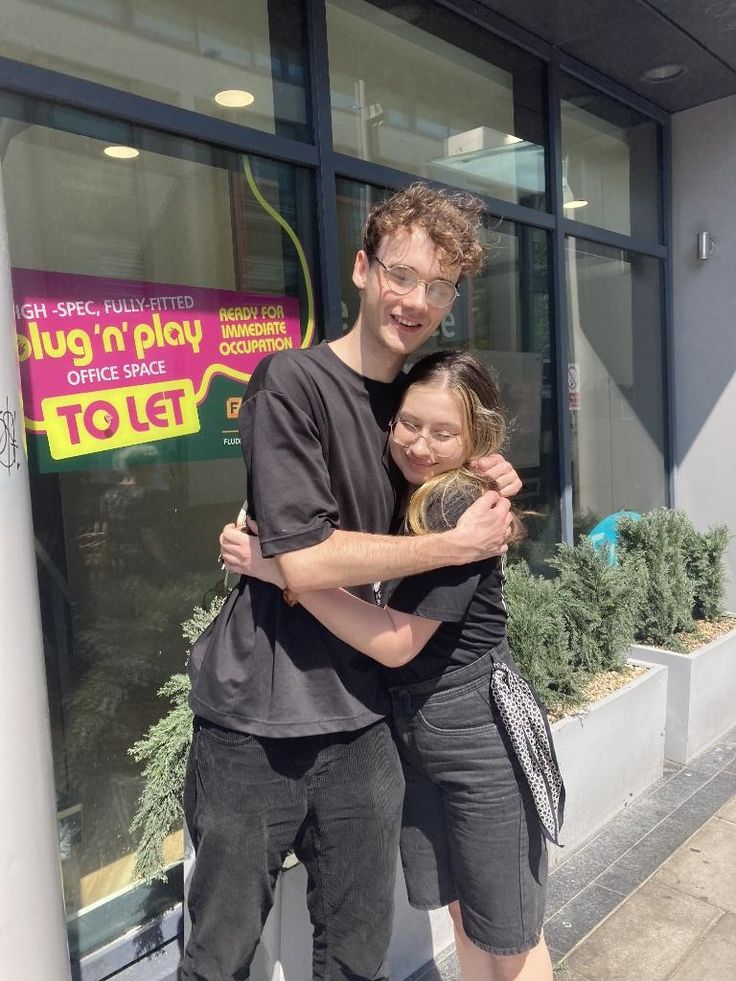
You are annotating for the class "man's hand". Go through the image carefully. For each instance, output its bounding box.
[219,523,284,587]
[449,490,512,560]
[469,453,522,499]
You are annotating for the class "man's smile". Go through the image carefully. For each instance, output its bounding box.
[390,313,424,331]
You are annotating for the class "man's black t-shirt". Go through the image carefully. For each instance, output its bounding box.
[188,343,406,736]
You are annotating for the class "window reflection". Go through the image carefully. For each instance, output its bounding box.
[0,0,309,139]
[561,76,660,239]
[566,238,666,532]
[327,0,547,207]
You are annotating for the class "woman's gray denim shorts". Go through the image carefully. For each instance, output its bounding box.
[389,645,548,956]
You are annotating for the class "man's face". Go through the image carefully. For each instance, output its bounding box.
[352,227,461,364]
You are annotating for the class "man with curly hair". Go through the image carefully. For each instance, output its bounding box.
[183,183,521,980]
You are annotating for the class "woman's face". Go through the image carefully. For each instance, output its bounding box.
[390,382,468,486]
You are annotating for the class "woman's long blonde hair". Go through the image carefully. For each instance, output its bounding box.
[401,351,524,542]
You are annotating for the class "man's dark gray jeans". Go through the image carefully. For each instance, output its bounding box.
[181,717,404,980]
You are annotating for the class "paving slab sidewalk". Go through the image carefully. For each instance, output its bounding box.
[408,725,736,981]
[560,795,736,980]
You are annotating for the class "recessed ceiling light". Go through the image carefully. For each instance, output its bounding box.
[103,145,139,159]
[640,63,687,83]
[214,89,255,108]
[563,199,589,210]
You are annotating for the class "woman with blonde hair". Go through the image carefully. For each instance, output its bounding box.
[249,350,563,981]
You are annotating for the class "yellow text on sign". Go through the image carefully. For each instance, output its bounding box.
[42,380,200,460]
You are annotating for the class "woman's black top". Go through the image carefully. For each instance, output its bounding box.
[382,484,508,685]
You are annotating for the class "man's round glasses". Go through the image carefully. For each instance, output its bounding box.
[373,257,459,308]
[390,418,463,458]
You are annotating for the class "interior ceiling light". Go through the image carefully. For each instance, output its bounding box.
[640,63,687,83]
[214,89,255,108]
[103,145,139,159]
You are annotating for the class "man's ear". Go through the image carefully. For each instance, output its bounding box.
[352,249,370,291]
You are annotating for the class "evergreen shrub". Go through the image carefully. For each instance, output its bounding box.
[547,538,647,674]
[684,523,731,621]
[129,673,193,883]
[128,597,221,882]
[504,560,580,707]
[617,509,695,649]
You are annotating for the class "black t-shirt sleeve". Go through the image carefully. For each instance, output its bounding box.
[421,484,479,533]
[384,561,484,622]
[240,358,339,557]
[384,480,487,621]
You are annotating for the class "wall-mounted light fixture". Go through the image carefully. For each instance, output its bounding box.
[697,231,715,260]
[563,176,588,211]
[562,157,588,211]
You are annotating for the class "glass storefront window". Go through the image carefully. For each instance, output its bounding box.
[3,103,317,960]
[327,0,547,208]
[561,75,661,239]
[336,178,560,566]
[566,238,666,534]
[0,0,310,140]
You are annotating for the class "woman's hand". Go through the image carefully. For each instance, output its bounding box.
[219,523,285,588]
[469,453,522,499]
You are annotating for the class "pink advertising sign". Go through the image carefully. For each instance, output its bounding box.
[12,268,302,462]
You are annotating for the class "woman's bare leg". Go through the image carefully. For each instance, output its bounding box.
[448,901,553,981]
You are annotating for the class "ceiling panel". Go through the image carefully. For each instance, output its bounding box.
[473,0,736,111]
[468,0,633,46]
[562,4,736,110]
[645,0,736,71]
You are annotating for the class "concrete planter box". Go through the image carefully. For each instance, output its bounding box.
[549,661,668,869]
[631,622,736,764]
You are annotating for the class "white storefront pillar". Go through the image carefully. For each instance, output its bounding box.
[0,160,72,978]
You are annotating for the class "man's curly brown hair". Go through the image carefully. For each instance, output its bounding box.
[362,183,486,279]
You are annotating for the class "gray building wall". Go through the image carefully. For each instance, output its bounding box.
[671,95,736,610]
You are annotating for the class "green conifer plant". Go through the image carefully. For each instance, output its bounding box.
[128,596,222,882]
[617,509,695,649]
[504,560,581,708]
[683,523,731,621]
[547,538,647,674]
[128,673,193,883]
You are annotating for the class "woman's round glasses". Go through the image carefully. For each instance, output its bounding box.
[373,257,459,308]
[390,418,463,458]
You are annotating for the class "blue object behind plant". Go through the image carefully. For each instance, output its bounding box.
[588,511,641,563]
